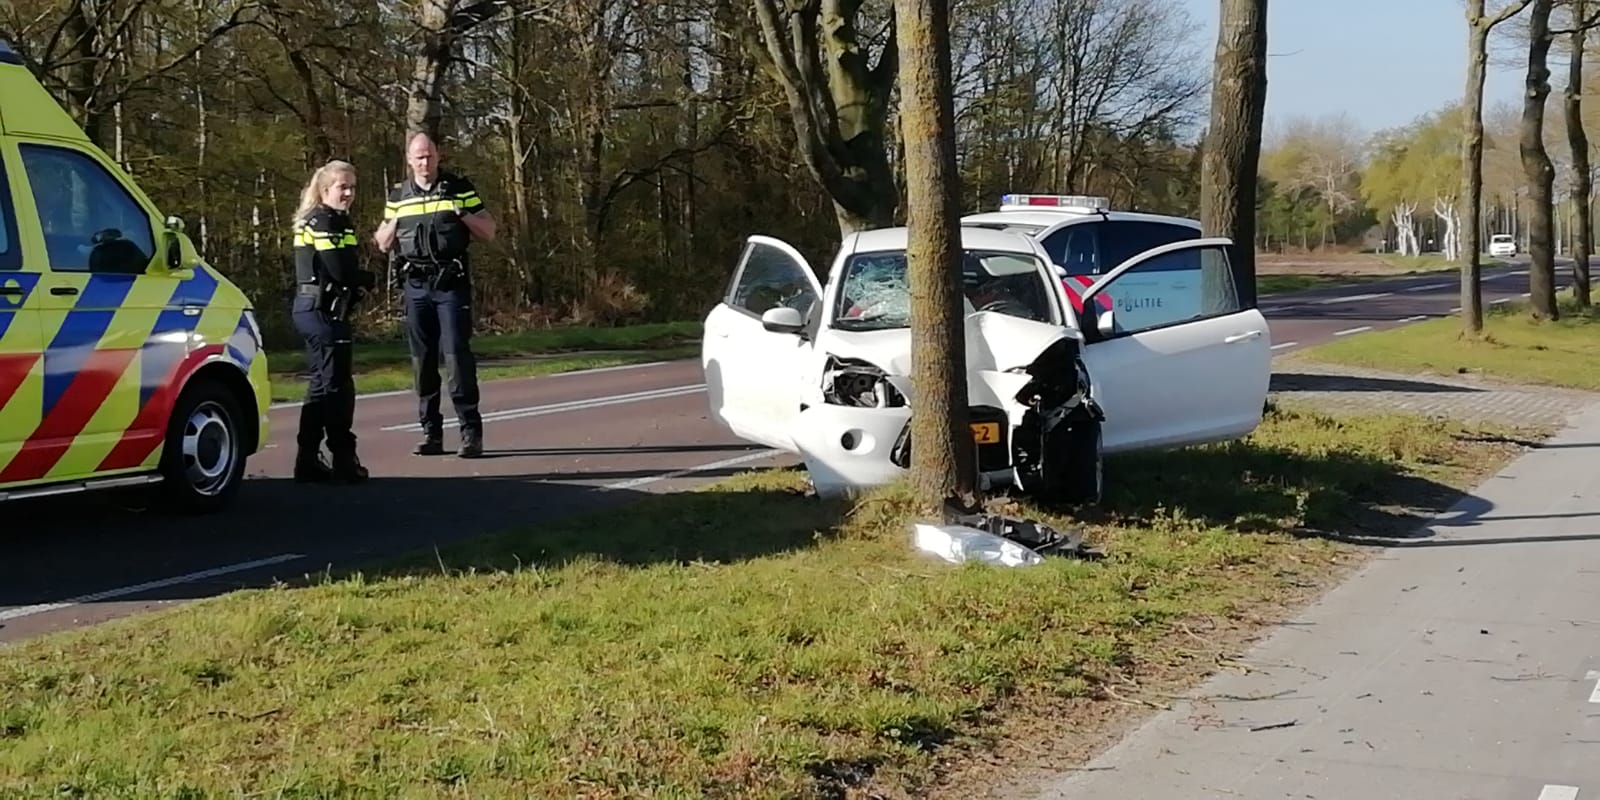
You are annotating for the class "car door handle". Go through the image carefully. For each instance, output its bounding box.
[1224,330,1263,344]
[50,286,79,296]
[0,286,21,296]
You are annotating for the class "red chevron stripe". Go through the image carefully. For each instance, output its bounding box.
[98,345,225,471]
[0,347,138,483]
[0,353,37,413]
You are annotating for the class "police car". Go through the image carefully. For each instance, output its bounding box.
[0,39,270,512]
[961,194,1208,332]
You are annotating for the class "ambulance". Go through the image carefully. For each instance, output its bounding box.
[961,194,1208,332]
[0,39,270,512]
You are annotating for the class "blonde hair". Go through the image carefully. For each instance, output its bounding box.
[292,160,357,222]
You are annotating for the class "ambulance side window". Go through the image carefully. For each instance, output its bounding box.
[18,144,154,274]
[0,156,18,271]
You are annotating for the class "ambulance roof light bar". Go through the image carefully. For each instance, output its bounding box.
[998,194,1111,213]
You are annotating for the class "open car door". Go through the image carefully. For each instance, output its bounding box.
[1076,238,1271,453]
[700,235,823,453]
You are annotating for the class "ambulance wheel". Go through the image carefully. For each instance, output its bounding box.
[156,377,246,514]
[1059,418,1103,506]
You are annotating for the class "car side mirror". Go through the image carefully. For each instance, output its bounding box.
[761,306,805,335]
[1096,309,1116,337]
[161,216,190,273]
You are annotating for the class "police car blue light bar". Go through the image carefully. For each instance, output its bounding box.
[999,194,1110,211]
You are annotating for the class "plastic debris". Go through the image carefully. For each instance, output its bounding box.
[912,522,1045,567]
[944,509,1104,561]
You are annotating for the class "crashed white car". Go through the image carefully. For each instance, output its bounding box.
[700,225,1272,502]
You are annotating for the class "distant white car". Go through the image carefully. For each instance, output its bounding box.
[699,220,1274,503]
[1489,234,1518,258]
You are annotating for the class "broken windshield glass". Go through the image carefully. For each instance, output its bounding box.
[833,249,1055,331]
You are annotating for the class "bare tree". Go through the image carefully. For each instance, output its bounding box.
[748,0,899,237]
[1199,0,1268,307]
[893,0,974,511]
[1522,0,1561,320]
[1563,0,1595,306]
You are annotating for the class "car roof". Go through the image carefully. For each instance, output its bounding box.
[960,208,1202,230]
[0,38,87,140]
[847,225,1041,255]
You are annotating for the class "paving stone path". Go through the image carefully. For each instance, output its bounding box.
[1269,355,1600,431]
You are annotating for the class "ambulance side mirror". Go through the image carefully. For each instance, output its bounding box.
[162,215,186,271]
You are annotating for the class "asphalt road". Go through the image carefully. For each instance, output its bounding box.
[0,258,1565,643]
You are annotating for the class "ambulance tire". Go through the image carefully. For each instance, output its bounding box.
[155,377,247,514]
[1058,418,1103,506]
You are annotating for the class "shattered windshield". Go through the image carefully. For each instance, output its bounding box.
[833,249,1056,331]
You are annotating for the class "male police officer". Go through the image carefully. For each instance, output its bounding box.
[375,133,496,457]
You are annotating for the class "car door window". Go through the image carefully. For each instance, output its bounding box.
[728,242,820,321]
[1041,220,1200,278]
[1093,244,1240,336]
[18,144,153,274]
[0,156,19,271]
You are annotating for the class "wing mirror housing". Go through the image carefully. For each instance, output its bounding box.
[161,215,192,273]
[1096,309,1116,337]
[761,306,806,335]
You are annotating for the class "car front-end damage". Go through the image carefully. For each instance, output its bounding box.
[789,314,1105,500]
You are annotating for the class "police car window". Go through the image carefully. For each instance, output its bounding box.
[0,158,17,271]
[834,249,1053,330]
[729,242,818,320]
[1094,244,1239,336]
[18,144,154,274]
[1041,220,1199,277]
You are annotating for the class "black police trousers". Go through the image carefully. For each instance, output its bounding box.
[292,294,357,456]
[403,277,481,437]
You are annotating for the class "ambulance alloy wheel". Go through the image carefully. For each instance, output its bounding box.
[157,377,246,513]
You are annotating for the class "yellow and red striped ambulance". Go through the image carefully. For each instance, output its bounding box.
[0,39,270,512]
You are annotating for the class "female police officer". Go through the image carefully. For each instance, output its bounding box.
[290,160,376,483]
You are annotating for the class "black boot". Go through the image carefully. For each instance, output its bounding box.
[294,449,332,483]
[457,427,483,458]
[414,430,445,456]
[330,449,369,483]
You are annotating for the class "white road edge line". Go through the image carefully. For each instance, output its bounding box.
[601,449,784,492]
[269,359,676,410]
[1399,315,1428,323]
[0,554,306,623]
[1270,342,1297,351]
[1316,292,1392,305]
[380,384,707,432]
[1537,785,1580,800]
[1492,298,1512,305]
[1403,283,1450,292]
[1332,326,1373,337]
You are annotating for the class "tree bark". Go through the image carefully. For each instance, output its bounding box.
[1568,0,1593,308]
[1521,0,1560,320]
[749,0,900,238]
[1199,0,1268,309]
[894,0,975,511]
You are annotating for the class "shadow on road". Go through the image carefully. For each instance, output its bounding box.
[1270,372,1483,395]
[0,460,806,616]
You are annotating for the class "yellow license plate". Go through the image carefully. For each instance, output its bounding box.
[970,422,1000,444]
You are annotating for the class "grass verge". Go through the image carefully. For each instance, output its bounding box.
[0,405,1533,798]
[266,321,701,403]
[1297,293,1600,391]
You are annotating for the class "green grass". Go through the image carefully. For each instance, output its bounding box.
[266,321,701,403]
[1257,273,1390,296]
[0,406,1531,798]
[1299,293,1600,391]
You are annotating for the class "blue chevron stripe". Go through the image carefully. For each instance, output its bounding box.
[42,274,137,417]
[0,273,41,341]
[133,268,225,410]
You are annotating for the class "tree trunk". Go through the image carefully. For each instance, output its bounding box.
[749,0,900,238]
[407,0,453,141]
[894,0,975,511]
[1199,0,1268,309]
[1568,0,1593,307]
[1521,0,1560,320]
[1460,0,1496,335]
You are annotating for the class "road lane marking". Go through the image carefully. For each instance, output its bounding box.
[381,384,706,432]
[0,554,305,623]
[1538,786,1580,800]
[1399,315,1428,323]
[270,359,679,410]
[1523,292,1532,297]
[1493,298,1512,305]
[1588,672,1600,703]
[1270,342,1297,351]
[1316,292,1392,305]
[1332,326,1373,337]
[600,449,785,492]
[1451,306,1463,312]
[1403,283,1450,292]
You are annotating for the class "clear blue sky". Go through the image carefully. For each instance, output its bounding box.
[1180,0,1530,137]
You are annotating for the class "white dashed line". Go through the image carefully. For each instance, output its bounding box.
[1316,292,1392,305]
[1537,785,1580,800]
[1270,342,1298,351]
[1588,672,1600,703]
[269,360,676,410]
[0,554,306,623]
[1332,326,1373,337]
[1451,306,1463,312]
[1492,298,1512,305]
[1404,283,1450,292]
[600,449,782,492]
[1523,292,1532,297]
[1398,315,1428,323]
[380,384,706,432]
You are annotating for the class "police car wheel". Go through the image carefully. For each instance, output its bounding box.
[156,378,246,513]
[1059,419,1103,506]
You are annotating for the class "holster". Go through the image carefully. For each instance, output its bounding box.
[401,257,466,292]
